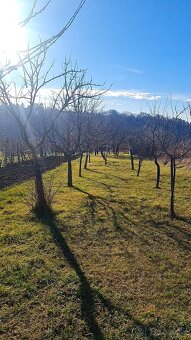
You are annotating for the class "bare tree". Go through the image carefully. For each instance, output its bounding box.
[72,95,102,177]
[155,106,191,218]
[129,128,152,177]
[144,119,163,188]
[0,49,93,213]
[1,1,86,79]
[0,0,88,215]
[19,1,52,27]
[49,78,102,186]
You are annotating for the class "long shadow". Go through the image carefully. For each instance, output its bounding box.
[42,215,104,340]
[175,215,191,226]
[152,218,191,251]
[73,186,144,243]
[73,186,98,224]
[41,214,158,339]
[73,185,120,230]
[86,168,106,176]
[94,290,160,340]
[86,168,129,183]
[86,177,113,193]
[74,184,191,252]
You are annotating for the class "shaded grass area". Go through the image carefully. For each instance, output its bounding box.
[0,154,191,339]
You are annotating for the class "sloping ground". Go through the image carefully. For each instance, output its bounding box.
[0,155,191,339]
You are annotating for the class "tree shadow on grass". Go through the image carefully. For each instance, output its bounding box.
[86,168,129,183]
[87,177,113,193]
[40,213,158,340]
[73,186,147,244]
[146,207,191,252]
[41,214,104,340]
[94,290,160,340]
[175,215,191,226]
[73,185,191,252]
[86,168,106,176]
[73,186,97,225]
[73,185,124,231]
[153,220,191,251]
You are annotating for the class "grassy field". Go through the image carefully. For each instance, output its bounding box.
[0,154,191,339]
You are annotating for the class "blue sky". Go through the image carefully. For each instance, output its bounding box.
[20,0,191,112]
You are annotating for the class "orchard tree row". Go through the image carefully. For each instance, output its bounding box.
[0,97,191,219]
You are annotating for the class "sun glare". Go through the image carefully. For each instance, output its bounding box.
[0,0,26,64]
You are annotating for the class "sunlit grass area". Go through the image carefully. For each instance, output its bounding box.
[1,154,191,339]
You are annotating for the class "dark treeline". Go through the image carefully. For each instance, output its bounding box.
[1,105,190,143]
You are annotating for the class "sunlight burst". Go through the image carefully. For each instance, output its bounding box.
[0,0,26,64]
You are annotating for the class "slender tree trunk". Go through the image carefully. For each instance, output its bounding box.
[88,152,91,163]
[40,145,44,158]
[4,155,7,167]
[79,152,83,177]
[137,159,142,176]
[67,155,73,187]
[11,161,14,181]
[104,153,107,165]
[116,146,119,156]
[170,157,176,219]
[154,156,160,189]
[130,149,134,170]
[33,156,48,214]
[17,142,20,164]
[84,153,88,169]
[101,151,107,165]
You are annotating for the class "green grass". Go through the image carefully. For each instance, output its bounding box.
[0,154,191,339]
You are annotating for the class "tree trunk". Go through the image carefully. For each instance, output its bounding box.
[101,152,107,165]
[137,159,142,176]
[4,156,7,167]
[154,156,160,189]
[88,152,91,163]
[170,157,176,219]
[40,145,44,158]
[11,161,14,181]
[67,155,73,187]
[116,146,119,156]
[33,156,48,214]
[79,152,83,177]
[130,149,134,170]
[104,153,107,165]
[17,142,20,164]
[84,153,88,169]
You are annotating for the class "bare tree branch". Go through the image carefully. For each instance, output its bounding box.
[19,0,52,27]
